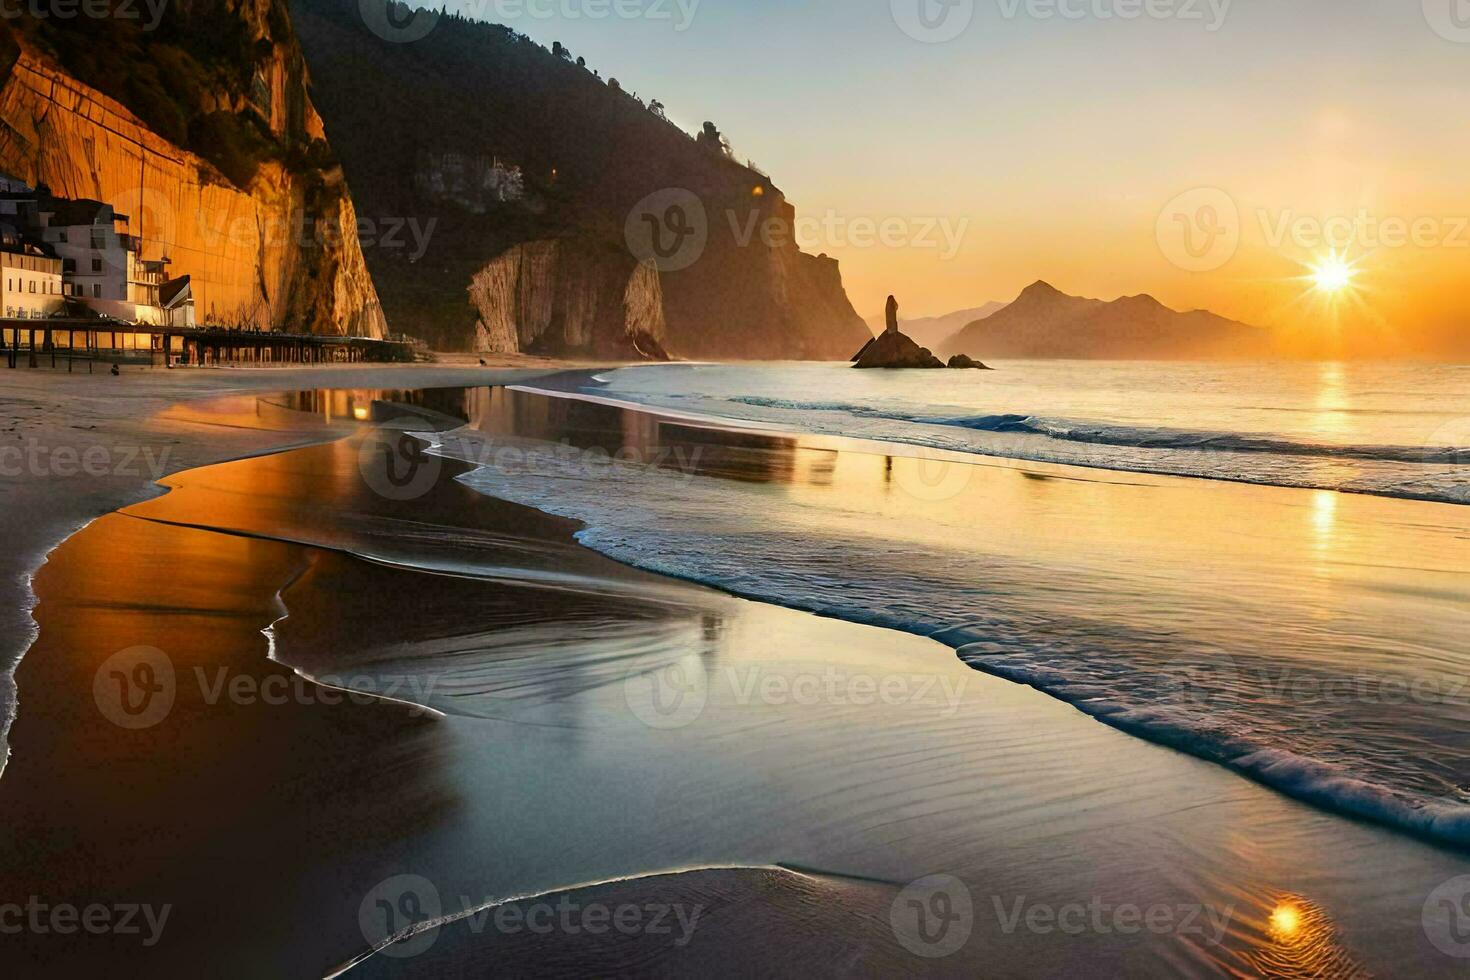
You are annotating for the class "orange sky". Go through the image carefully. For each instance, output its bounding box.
[525,1,1470,358]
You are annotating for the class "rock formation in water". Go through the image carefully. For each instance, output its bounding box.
[291,0,871,359]
[0,6,384,336]
[470,239,667,360]
[865,301,1006,351]
[851,296,946,369]
[947,354,991,369]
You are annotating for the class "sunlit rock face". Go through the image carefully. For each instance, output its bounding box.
[0,42,385,337]
[470,240,667,360]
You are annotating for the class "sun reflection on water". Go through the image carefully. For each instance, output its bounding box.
[1244,894,1369,979]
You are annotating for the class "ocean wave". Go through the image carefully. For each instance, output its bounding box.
[728,396,1468,465]
[443,410,1470,852]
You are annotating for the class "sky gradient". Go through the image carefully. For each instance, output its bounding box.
[487,0,1470,355]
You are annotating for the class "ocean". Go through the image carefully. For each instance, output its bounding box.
[571,360,1470,504]
[435,362,1470,848]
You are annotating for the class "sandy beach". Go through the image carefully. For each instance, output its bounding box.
[0,361,594,772]
[1,375,1467,976]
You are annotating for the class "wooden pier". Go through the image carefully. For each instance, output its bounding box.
[3,319,416,370]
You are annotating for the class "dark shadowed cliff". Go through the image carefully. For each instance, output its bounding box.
[290,0,871,358]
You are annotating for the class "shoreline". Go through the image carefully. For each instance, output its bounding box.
[0,363,589,774]
[432,384,1470,853]
[2,376,1468,975]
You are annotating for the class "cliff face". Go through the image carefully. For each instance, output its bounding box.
[292,0,870,358]
[0,15,384,336]
[469,239,667,359]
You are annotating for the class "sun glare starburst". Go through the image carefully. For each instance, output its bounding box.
[1308,252,1358,294]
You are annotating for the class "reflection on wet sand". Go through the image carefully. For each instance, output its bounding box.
[0,384,1463,977]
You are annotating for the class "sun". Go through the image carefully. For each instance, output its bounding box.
[1309,252,1357,293]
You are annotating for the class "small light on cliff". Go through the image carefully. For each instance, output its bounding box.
[752,185,765,197]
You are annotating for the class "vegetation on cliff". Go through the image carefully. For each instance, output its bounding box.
[291,0,870,357]
[4,0,325,189]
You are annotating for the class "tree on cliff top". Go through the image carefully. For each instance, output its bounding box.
[696,121,734,159]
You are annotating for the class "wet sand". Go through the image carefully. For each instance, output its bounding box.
[0,364,571,775]
[1,384,1468,976]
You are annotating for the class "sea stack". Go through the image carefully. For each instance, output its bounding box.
[850,295,947,369]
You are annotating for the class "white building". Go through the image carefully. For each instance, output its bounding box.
[0,181,195,327]
[0,223,65,319]
[38,197,131,306]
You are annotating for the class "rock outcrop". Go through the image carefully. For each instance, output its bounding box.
[852,331,945,369]
[0,23,384,336]
[470,239,667,360]
[852,296,987,369]
[947,354,991,369]
[291,0,870,358]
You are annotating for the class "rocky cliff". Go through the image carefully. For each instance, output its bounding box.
[292,0,870,358]
[470,240,667,359]
[0,9,384,336]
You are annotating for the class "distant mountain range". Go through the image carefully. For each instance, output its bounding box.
[865,302,1006,350]
[938,281,1276,360]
